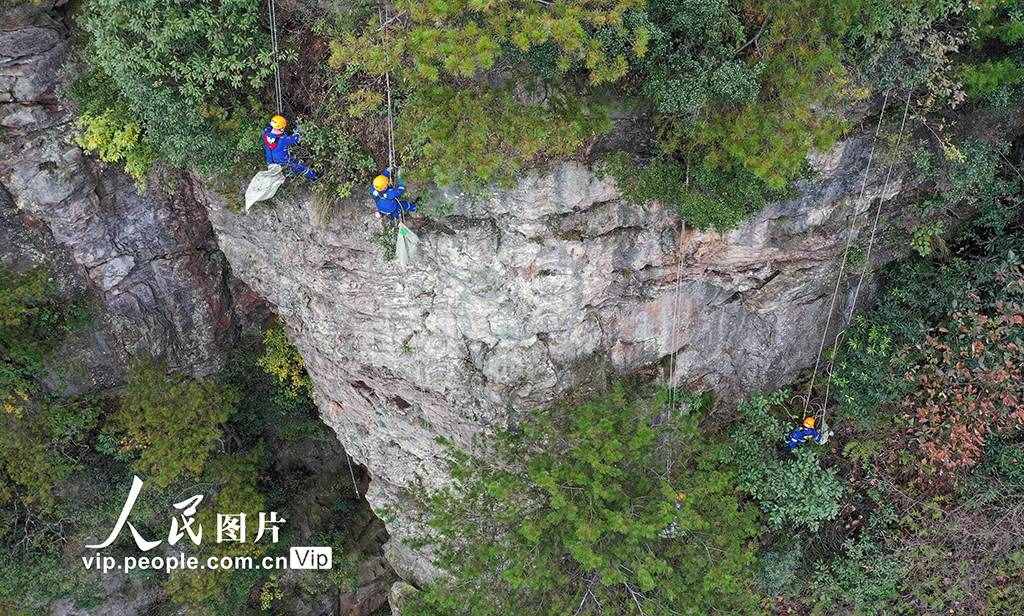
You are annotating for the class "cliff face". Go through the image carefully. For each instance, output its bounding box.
[0,1,258,392]
[201,135,914,582]
[3,0,924,590]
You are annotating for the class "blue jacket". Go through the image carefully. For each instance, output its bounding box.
[785,427,822,451]
[370,168,415,219]
[262,126,301,165]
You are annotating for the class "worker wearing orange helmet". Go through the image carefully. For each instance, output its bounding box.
[262,115,317,181]
[784,416,824,451]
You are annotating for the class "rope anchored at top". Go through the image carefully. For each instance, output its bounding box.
[268,0,283,115]
[801,89,913,429]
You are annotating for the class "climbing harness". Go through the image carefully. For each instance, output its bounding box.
[802,90,914,430]
[268,0,283,115]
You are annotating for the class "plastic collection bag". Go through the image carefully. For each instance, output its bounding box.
[244,164,286,212]
[395,222,419,266]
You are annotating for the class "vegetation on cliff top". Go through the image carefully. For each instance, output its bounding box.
[66,0,1024,229]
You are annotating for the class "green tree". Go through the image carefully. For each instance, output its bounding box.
[108,361,238,487]
[79,0,274,174]
[729,392,843,531]
[406,385,764,615]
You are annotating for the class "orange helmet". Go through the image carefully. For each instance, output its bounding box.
[802,416,817,429]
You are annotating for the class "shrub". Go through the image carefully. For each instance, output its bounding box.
[677,0,858,189]
[854,0,972,109]
[628,0,759,116]
[74,107,157,186]
[257,324,313,398]
[328,0,647,86]
[67,68,157,184]
[963,58,1024,99]
[899,258,1024,478]
[108,361,238,487]
[398,84,610,189]
[79,0,274,174]
[597,153,784,231]
[729,392,843,531]
[808,526,907,615]
[406,384,764,615]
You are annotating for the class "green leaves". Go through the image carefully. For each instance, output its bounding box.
[398,84,609,189]
[78,0,273,174]
[108,360,239,488]
[407,384,765,615]
[730,392,844,532]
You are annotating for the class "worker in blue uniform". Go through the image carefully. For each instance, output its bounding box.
[262,115,317,181]
[785,416,825,451]
[370,168,417,220]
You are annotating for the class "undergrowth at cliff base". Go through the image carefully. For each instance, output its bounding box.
[0,296,378,614]
[406,384,764,616]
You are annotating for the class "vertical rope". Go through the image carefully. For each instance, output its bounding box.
[268,0,283,114]
[819,90,913,427]
[385,71,396,170]
[666,222,685,412]
[801,90,891,419]
[380,4,399,222]
[346,453,361,497]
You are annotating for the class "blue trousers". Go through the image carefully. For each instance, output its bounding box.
[378,200,416,220]
[284,160,318,181]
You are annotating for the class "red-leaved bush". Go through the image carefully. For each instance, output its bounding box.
[901,263,1024,479]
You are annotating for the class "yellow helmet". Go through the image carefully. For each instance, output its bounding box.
[373,175,390,192]
[803,416,817,429]
[270,115,287,130]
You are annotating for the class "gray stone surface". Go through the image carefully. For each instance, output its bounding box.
[202,131,918,583]
[0,2,256,393]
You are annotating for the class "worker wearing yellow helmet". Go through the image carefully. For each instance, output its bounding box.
[369,168,417,220]
[784,416,824,451]
[262,115,318,181]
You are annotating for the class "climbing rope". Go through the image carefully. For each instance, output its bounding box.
[385,71,396,171]
[379,3,397,172]
[345,453,361,496]
[666,222,686,415]
[378,3,402,227]
[802,89,914,429]
[819,90,913,427]
[268,0,283,114]
[801,90,891,420]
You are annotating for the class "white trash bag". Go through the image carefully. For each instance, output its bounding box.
[244,164,286,212]
[395,222,419,267]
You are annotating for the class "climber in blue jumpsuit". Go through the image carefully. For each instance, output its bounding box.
[262,115,318,181]
[370,168,417,220]
[785,416,824,451]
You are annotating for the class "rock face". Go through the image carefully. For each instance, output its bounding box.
[2,0,925,591]
[201,130,916,582]
[0,1,256,391]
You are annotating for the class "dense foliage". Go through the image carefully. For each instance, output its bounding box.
[729,392,843,532]
[76,0,273,174]
[66,0,1024,233]
[762,152,1024,613]
[407,385,763,616]
[0,289,374,614]
[107,360,239,488]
